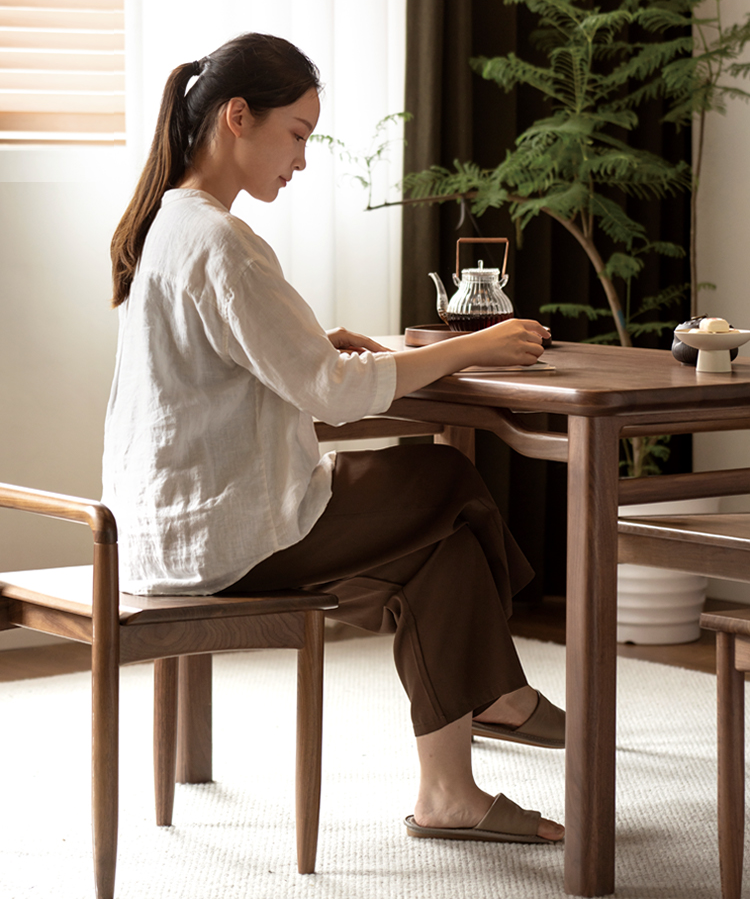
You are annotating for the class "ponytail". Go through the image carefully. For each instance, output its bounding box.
[110,34,320,307]
[110,62,197,307]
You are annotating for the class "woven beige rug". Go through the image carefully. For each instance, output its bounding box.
[0,633,740,898]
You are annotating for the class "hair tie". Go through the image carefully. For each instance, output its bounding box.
[191,59,202,77]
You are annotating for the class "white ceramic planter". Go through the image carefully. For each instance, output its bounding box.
[617,496,721,645]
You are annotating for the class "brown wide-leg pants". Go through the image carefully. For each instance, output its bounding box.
[225,444,534,736]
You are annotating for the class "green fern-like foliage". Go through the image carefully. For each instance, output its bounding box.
[401,0,712,476]
[311,112,413,209]
[402,0,693,351]
[403,0,750,345]
[662,7,750,124]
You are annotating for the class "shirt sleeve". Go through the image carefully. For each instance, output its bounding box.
[206,234,397,427]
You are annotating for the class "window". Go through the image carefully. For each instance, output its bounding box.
[0,0,124,143]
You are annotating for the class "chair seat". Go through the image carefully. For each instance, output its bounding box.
[0,564,337,624]
[618,513,750,582]
[619,513,750,548]
[700,605,750,638]
[0,564,337,665]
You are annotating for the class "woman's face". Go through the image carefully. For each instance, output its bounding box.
[236,87,321,203]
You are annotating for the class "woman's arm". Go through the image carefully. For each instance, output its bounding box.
[326,319,550,400]
[391,319,550,399]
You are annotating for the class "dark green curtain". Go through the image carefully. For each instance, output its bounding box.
[401,0,692,602]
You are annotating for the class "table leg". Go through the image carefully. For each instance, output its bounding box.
[565,415,620,897]
[435,425,475,462]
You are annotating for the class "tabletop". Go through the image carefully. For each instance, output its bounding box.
[396,339,750,418]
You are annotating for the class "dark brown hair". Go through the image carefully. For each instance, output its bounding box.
[110,33,321,306]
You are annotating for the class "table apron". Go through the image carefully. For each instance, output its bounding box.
[382,399,750,465]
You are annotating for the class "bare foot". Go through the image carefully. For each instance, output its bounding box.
[414,786,494,830]
[538,817,565,841]
[414,788,564,842]
[413,711,563,843]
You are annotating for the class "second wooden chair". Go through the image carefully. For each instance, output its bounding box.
[618,510,750,899]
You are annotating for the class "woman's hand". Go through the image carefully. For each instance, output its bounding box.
[326,327,392,355]
[466,318,549,367]
[392,318,551,399]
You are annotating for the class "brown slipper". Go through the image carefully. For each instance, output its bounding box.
[404,793,557,844]
[472,690,565,749]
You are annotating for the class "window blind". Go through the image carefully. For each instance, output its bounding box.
[0,0,125,143]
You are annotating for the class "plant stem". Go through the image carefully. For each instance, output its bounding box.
[530,202,632,347]
[691,106,706,318]
[690,0,722,318]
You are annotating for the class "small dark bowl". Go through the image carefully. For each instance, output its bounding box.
[671,331,699,365]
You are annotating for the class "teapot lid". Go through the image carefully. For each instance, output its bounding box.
[460,260,501,280]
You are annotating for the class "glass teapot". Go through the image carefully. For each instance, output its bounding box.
[429,237,514,331]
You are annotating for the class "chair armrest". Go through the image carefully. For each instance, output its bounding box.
[0,482,117,545]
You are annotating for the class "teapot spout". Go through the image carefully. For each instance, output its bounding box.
[429,272,449,324]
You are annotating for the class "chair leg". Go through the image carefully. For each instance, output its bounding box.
[91,546,119,899]
[154,657,179,825]
[295,609,325,874]
[176,654,213,783]
[717,632,746,899]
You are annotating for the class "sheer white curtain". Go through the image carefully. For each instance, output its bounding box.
[125,0,406,335]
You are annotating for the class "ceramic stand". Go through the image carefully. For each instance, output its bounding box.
[674,328,750,373]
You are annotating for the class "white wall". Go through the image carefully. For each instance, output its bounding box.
[692,0,750,603]
[0,147,128,566]
[0,147,127,648]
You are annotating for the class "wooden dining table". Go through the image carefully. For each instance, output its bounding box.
[317,337,750,896]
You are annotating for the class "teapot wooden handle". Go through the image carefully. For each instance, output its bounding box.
[455,237,509,281]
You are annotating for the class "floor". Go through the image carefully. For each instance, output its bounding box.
[508,594,735,676]
[0,596,739,683]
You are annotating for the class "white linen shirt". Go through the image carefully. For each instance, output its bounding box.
[101,189,397,595]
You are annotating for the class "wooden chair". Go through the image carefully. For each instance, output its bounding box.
[0,482,338,899]
[618,510,750,899]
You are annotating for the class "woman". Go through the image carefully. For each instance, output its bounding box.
[103,32,564,845]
